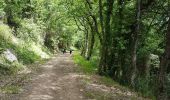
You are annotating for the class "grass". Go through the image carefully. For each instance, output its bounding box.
[0,85,21,94]
[73,52,153,100]
[0,20,51,96]
[73,52,98,75]
[73,52,124,86]
[99,76,118,86]
[84,90,114,100]
[0,57,50,95]
[0,24,52,81]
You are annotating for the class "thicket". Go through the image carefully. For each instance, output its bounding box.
[61,0,170,99]
[0,0,169,100]
[0,0,71,75]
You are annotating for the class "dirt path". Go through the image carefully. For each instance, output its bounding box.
[0,53,151,100]
[19,53,85,100]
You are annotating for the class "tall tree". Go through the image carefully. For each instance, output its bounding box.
[99,0,114,74]
[130,0,141,87]
[157,4,170,100]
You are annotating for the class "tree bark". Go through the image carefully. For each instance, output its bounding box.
[157,8,170,100]
[116,0,124,81]
[86,17,95,60]
[130,0,141,87]
[85,0,102,43]
[99,0,114,74]
[99,0,104,39]
[86,29,95,60]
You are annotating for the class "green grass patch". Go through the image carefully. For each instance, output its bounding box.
[84,90,114,100]
[99,76,119,86]
[0,62,23,75]
[73,52,146,99]
[13,45,41,64]
[73,52,98,74]
[73,52,121,85]
[73,52,121,86]
[73,52,123,86]
[0,85,21,94]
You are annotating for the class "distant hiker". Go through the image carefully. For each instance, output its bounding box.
[62,48,66,54]
[0,16,3,24]
[69,49,73,54]
[0,16,3,20]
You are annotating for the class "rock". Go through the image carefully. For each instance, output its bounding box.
[80,89,84,92]
[150,54,159,68]
[3,49,18,62]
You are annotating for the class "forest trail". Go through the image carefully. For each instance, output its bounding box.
[19,53,85,100]
[0,53,150,100]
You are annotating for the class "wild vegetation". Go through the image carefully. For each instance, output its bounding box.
[0,0,169,100]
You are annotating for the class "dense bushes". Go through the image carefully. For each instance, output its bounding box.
[11,45,41,64]
[17,19,45,44]
[0,22,49,74]
[65,0,169,99]
[0,0,65,75]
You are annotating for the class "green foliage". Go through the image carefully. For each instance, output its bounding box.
[73,52,117,85]
[73,52,97,74]
[0,24,42,64]
[0,0,70,75]
[0,0,5,16]
[68,0,168,99]
[0,62,23,75]
[99,76,119,87]
[73,52,142,100]
[0,57,23,75]
[135,77,156,99]
[12,45,41,64]
[0,85,21,94]
[17,18,45,44]
[0,0,168,99]
[0,24,12,42]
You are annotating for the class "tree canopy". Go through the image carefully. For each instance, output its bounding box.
[0,0,169,99]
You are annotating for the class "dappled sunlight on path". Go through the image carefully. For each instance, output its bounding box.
[19,53,85,100]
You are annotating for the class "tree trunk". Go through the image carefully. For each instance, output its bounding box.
[86,31,95,60]
[81,29,89,57]
[85,0,102,44]
[99,0,114,74]
[130,0,141,87]
[114,0,124,80]
[99,0,104,38]
[86,17,95,60]
[157,11,170,100]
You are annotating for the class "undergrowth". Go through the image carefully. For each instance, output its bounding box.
[73,52,154,100]
[73,52,123,85]
[0,85,21,94]
[73,52,97,74]
[0,23,50,75]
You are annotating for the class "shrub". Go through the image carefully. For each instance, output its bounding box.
[16,18,45,44]
[0,24,41,64]
[135,76,156,99]
[0,25,12,47]
[0,57,23,75]
[10,45,41,64]
[73,52,97,74]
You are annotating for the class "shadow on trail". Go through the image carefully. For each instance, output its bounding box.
[19,53,85,100]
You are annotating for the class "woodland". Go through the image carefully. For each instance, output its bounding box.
[0,0,169,100]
